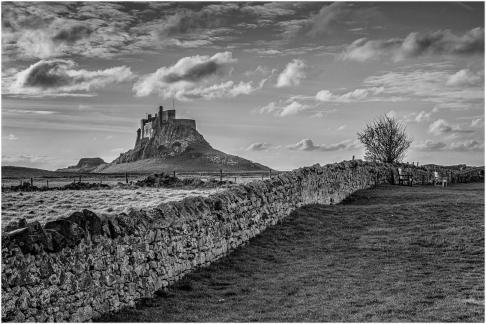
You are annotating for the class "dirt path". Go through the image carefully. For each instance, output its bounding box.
[99,183,484,322]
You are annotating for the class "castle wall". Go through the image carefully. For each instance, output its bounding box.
[172,119,196,129]
[2,161,483,322]
[161,110,175,122]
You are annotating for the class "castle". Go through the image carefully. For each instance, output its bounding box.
[136,105,196,143]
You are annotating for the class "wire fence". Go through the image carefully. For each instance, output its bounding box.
[1,169,284,190]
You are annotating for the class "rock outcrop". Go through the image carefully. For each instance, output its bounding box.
[96,107,270,173]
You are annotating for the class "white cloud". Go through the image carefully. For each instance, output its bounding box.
[246,142,273,151]
[5,59,134,97]
[428,119,475,136]
[181,80,262,101]
[446,69,483,87]
[276,59,306,88]
[5,134,19,141]
[429,119,454,135]
[471,117,484,128]
[340,37,401,62]
[3,109,56,115]
[315,87,384,103]
[258,100,310,117]
[414,138,484,152]
[287,138,360,151]
[449,139,484,152]
[364,70,484,106]
[413,140,447,151]
[415,110,432,123]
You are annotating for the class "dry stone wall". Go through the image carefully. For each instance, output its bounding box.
[1,161,483,322]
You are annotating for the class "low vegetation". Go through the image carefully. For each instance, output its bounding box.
[100,183,484,322]
[1,187,222,230]
[358,115,412,163]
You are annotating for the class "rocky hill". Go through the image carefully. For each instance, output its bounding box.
[94,107,271,173]
[56,157,106,173]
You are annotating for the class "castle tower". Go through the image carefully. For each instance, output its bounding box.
[136,128,141,144]
[158,105,163,123]
[166,110,175,120]
[140,119,145,139]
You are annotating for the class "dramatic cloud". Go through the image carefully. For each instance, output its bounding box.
[5,59,134,96]
[303,3,382,38]
[306,2,348,37]
[52,24,93,44]
[276,59,306,88]
[446,69,483,87]
[2,2,133,59]
[259,100,310,117]
[341,28,484,62]
[315,87,384,102]
[287,138,360,151]
[246,142,273,151]
[132,52,259,100]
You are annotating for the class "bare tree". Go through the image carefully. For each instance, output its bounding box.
[357,115,412,163]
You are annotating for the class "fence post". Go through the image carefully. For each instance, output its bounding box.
[30,177,33,187]
[219,169,223,182]
[47,180,49,189]
[352,155,355,161]
[125,172,128,184]
[269,169,272,178]
[173,171,176,178]
[79,175,81,183]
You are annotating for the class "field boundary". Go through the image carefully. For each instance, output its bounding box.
[1,160,484,322]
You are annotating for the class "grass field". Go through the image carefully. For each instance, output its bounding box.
[1,188,222,230]
[100,182,484,322]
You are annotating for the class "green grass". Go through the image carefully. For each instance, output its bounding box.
[99,183,484,322]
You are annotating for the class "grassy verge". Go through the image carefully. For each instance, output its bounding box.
[99,183,484,322]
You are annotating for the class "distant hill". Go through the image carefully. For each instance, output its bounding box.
[56,157,107,173]
[422,164,482,170]
[2,166,61,178]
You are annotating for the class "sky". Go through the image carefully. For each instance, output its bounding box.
[1,1,484,171]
